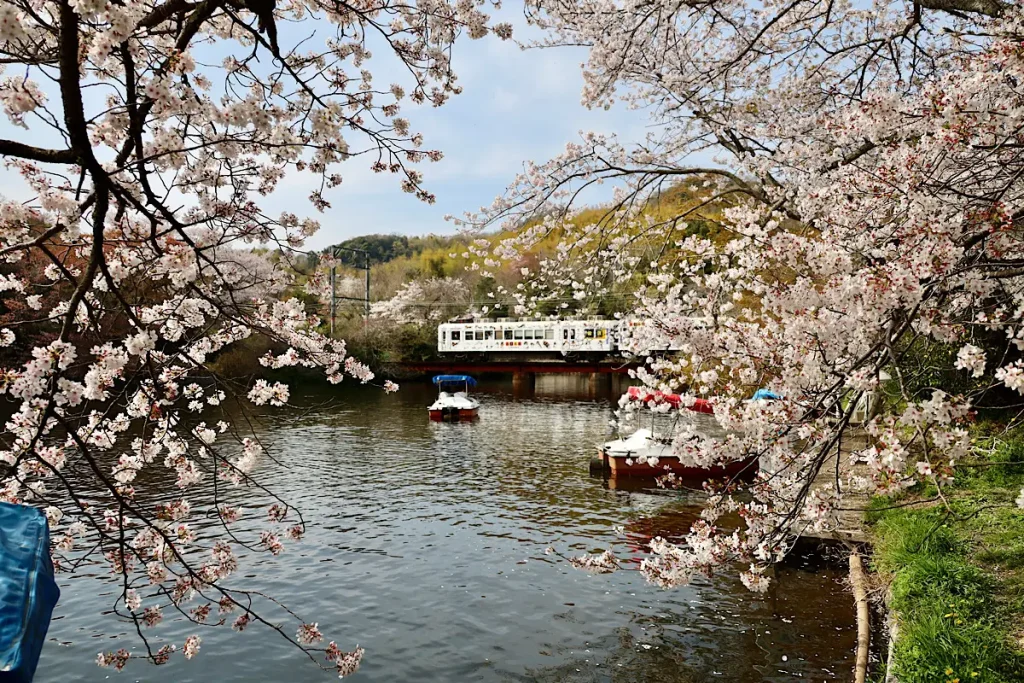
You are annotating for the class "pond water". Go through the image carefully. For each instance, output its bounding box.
[36,376,857,682]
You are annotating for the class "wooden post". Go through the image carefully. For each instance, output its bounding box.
[850,550,871,683]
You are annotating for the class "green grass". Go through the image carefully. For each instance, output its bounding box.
[868,429,1024,683]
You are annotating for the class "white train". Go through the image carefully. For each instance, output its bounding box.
[437,318,699,354]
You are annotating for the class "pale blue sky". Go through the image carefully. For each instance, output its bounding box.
[0,8,652,250]
[292,9,652,249]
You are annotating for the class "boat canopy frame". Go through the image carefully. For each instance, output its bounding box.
[432,374,477,388]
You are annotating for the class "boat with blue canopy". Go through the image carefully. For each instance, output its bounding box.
[428,375,480,420]
[431,374,477,387]
[751,388,782,401]
[0,502,60,683]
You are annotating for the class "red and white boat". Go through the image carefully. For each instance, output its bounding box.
[428,375,480,421]
[596,387,758,479]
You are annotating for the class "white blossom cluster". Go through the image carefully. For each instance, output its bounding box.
[369,276,471,325]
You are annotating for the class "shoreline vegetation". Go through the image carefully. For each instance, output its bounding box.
[867,425,1024,683]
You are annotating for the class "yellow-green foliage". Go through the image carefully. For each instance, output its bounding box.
[325,179,745,311]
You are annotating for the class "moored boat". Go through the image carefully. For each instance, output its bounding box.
[597,429,758,478]
[625,385,714,413]
[595,388,758,479]
[428,375,480,421]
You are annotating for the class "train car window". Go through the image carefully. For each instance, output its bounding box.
[597,329,606,339]
[524,329,534,340]
[545,329,555,340]
[475,331,485,341]
[451,330,461,341]
[484,330,494,340]
[504,330,513,340]
[584,329,595,339]
[514,329,523,340]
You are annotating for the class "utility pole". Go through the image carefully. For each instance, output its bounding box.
[328,245,371,337]
[329,267,336,337]
[364,249,370,320]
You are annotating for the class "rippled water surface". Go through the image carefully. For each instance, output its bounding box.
[37,376,856,682]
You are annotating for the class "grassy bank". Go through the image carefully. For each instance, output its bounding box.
[868,430,1024,683]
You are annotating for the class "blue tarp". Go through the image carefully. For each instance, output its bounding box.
[432,375,477,386]
[751,389,782,401]
[0,503,59,683]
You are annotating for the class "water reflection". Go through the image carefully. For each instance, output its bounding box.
[35,380,854,682]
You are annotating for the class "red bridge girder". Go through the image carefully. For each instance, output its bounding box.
[398,360,638,375]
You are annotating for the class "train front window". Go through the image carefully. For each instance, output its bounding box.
[451,330,461,341]
[563,329,569,340]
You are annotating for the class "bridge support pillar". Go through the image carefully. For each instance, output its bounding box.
[512,371,535,395]
[588,371,610,396]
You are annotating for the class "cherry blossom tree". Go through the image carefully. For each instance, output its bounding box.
[465,0,1024,590]
[0,0,507,674]
[369,275,470,325]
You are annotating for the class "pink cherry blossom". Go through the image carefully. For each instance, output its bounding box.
[182,635,201,660]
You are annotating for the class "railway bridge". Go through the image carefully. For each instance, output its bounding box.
[399,354,640,391]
